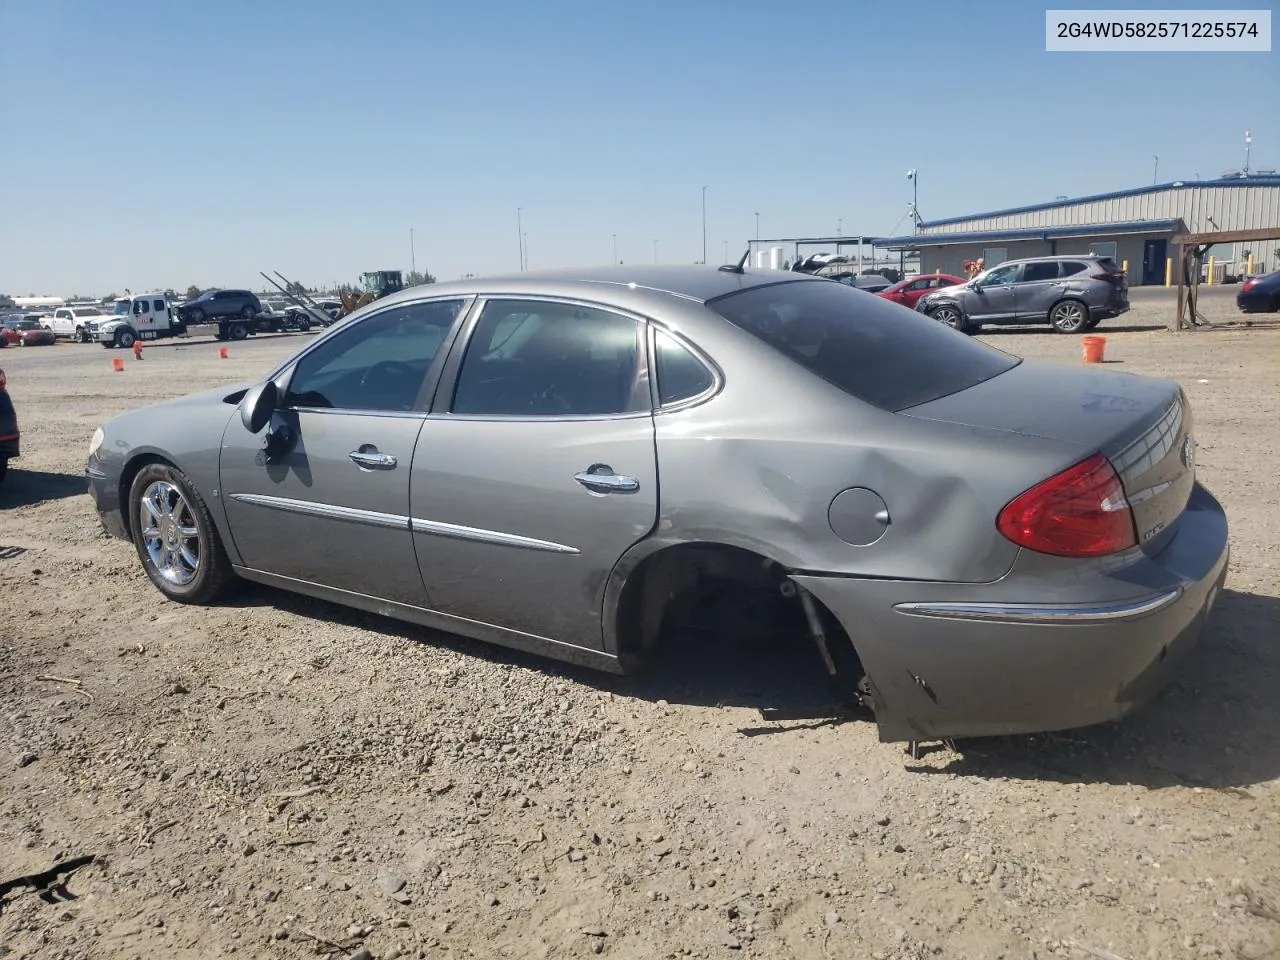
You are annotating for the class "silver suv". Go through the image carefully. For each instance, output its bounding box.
[915,255,1129,334]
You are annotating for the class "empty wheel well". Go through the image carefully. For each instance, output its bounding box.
[117,454,176,538]
[613,542,862,678]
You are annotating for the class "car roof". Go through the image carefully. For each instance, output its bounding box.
[1001,254,1105,265]
[373,265,821,311]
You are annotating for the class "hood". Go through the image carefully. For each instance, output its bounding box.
[107,382,254,427]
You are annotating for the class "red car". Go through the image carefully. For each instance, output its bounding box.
[1,317,57,347]
[878,273,967,309]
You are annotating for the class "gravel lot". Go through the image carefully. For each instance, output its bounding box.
[2,290,1278,960]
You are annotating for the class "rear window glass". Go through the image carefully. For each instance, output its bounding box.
[706,279,1020,412]
[1060,261,1089,276]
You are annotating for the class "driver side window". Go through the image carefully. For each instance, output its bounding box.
[983,265,1020,285]
[284,299,465,413]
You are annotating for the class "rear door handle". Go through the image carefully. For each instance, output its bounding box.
[349,448,397,470]
[574,470,639,493]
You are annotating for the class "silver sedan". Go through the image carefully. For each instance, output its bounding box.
[85,265,1229,743]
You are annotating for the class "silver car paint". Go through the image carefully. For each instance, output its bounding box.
[85,265,1229,742]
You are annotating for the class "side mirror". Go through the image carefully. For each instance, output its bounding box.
[240,379,279,433]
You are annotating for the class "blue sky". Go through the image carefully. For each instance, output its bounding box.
[0,0,1273,295]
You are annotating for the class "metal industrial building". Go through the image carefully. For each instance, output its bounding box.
[874,174,1280,286]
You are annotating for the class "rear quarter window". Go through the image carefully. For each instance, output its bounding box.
[706,279,1020,412]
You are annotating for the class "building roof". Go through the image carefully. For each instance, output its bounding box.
[918,175,1280,230]
[873,219,1186,250]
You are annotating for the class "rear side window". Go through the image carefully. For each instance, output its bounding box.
[655,329,714,406]
[706,279,1019,412]
[153,299,165,311]
[1022,261,1060,282]
[1060,261,1089,276]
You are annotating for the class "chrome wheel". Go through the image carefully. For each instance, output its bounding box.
[139,480,201,586]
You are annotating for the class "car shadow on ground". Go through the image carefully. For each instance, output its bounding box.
[980,323,1167,335]
[223,582,1277,791]
[0,469,86,509]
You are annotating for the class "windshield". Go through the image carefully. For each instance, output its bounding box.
[7,319,39,330]
[73,307,103,317]
[113,300,131,315]
[706,278,1020,412]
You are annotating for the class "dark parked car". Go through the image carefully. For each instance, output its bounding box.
[1236,269,1280,313]
[177,289,263,325]
[0,367,17,486]
[916,255,1129,333]
[84,265,1227,745]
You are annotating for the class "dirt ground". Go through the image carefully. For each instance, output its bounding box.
[2,290,1278,960]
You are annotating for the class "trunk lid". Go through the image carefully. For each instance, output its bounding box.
[901,359,1196,552]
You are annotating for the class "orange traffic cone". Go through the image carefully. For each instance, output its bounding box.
[132,341,143,360]
[218,347,229,359]
[112,357,125,372]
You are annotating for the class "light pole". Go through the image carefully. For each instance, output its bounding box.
[410,227,416,276]
[523,232,529,270]
[907,169,919,229]
[516,207,524,271]
[701,186,707,264]
[1153,155,1159,184]
[612,233,618,265]
[1245,130,1252,175]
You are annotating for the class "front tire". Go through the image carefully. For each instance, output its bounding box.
[128,463,233,605]
[929,303,969,332]
[116,328,137,349]
[1049,299,1090,333]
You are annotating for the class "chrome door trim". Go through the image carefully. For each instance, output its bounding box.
[228,493,409,530]
[411,516,580,555]
[892,588,1183,624]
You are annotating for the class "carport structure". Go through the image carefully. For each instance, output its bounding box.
[1173,227,1280,330]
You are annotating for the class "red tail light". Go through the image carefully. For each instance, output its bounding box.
[0,368,6,390]
[997,453,1136,558]
[1242,278,1257,292]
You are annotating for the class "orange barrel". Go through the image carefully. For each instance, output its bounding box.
[112,357,125,372]
[1082,335,1106,363]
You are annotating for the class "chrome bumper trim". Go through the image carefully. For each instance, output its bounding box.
[892,588,1184,624]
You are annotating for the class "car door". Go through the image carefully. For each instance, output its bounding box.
[967,263,1020,322]
[1013,260,1064,322]
[51,309,71,336]
[410,296,658,652]
[218,297,470,604]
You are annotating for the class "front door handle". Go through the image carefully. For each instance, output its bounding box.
[349,448,397,470]
[574,470,639,493]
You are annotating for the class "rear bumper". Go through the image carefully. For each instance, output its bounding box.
[793,482,1229,742]
[1236,292,1274,312]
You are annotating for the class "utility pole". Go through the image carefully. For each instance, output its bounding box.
[701,186,707,264]
[516,207,524,271]
[523,233,529,270]
[1152,155,1159,184]
[1245,130,1252,176]
[612,233,618,265]
[410,227,416,277]
[754,212,760,240]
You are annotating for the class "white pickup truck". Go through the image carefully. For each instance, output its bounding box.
[46,305,109,342]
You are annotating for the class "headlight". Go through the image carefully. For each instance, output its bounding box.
[89,427,105,456]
